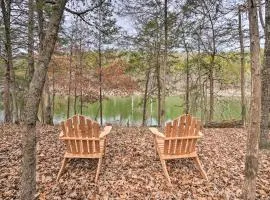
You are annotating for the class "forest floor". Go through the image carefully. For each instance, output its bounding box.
[0,124,270,200]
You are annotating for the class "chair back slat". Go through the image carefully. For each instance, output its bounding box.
[60,115,101,155]
[78,115,88,154]
[164,122,172,154]
[93,122,100,153]
[169,119,178,154]
[61,121,72,153]
[163,114,201,155]
[66,118,77,152]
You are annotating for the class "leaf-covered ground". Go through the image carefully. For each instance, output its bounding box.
[0,124,269,199]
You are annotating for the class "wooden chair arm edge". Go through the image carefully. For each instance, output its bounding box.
[100,126,112,138]
[149,127,165,138]
[198,131,203,137]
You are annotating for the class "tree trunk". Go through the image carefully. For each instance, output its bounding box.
[43,75,53,125]
[74,65,77,115]
[258,0,265,33]
[52,63,55,116]
[1,0,18,123]
[156,40,161,127]
[21,1,67,199]
[184,36,190,114]
[67,43,73,119]
[27,0,35,85]
[142,66,151,126]
[243,1,261,199]
[2,60,11,122]
[209,55,214,122]
[79,38,83,115]
[36,0,52,124]
[36,0,45,51]
[98,6,103,126]
[198,33,204,123]
[260,0,270,149]
[98,43,103,125]
[160,0,168,127]
[238,6,246,124]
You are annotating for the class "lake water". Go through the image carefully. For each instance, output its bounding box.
[0,95,242,126]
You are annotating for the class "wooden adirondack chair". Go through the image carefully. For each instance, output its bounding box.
[56,115,112,183]
[149,114,208,185]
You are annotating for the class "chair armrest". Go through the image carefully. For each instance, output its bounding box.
[149,127,165,138]
[198,131,203,137]
[59,131,64,138]
[100,126,112,138]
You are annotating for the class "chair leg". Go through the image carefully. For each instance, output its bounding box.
[154,137,158,160]
[194,156,208,180]
[103,139,107,156]
[160,159,172,186]
[57,157,68,181]
[95,157,103,183]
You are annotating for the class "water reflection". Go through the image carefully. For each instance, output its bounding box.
[0,95,242,126]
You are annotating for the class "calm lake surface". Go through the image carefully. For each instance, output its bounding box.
[0,95,242,126]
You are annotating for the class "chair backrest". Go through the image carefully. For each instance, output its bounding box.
[163,114,201,155]
[60,115,101,154]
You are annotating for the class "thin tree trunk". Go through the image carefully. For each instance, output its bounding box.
[156,40,161,127]
[184,36,190,114]
[43,75,53,125]
[98,6,103,126]
[98,42,103,125]
[67,45,73,119]
[243,0,261,199]
[258,0,265,32]
[52,63,55,116]
[21,1,67,199]
[3,60,11,122]
[142,66,151,126]
[37,0,52,124]
[1,0,18,123]
[27,0,35,85]
[260,0,270,149]
[79,38,83,115]
[74,64,77,115]
[36,0,44,51]
[209,54,214,122]
[238,6,246,124]
[197,33,204,123]
[160,0,168,127]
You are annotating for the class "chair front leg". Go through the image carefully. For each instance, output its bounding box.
[193,156,208,180]
[56,157,68,181]
[160,159,172,186]
[95,157,103,183]
[154,136,158,160]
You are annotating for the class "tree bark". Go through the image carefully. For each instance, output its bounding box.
[243,0,261,199]
[260,0,270,149]
[2,58,11,122]
[142,66,151,126]
[67,43,73,119]
[74,64,77,115]
[79,38,83,115]
[209,54,215,122]
[27,0,35,86]
[1,0,18,123]
[238,6,246,124]
[43,75,53,125]
[184,35,190,114]
[21,1,67,199]
[258,0,265,32]
[156,40,161,126]
[98,5,103,126]
[98,38,103,125]
[160,0,168,127]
